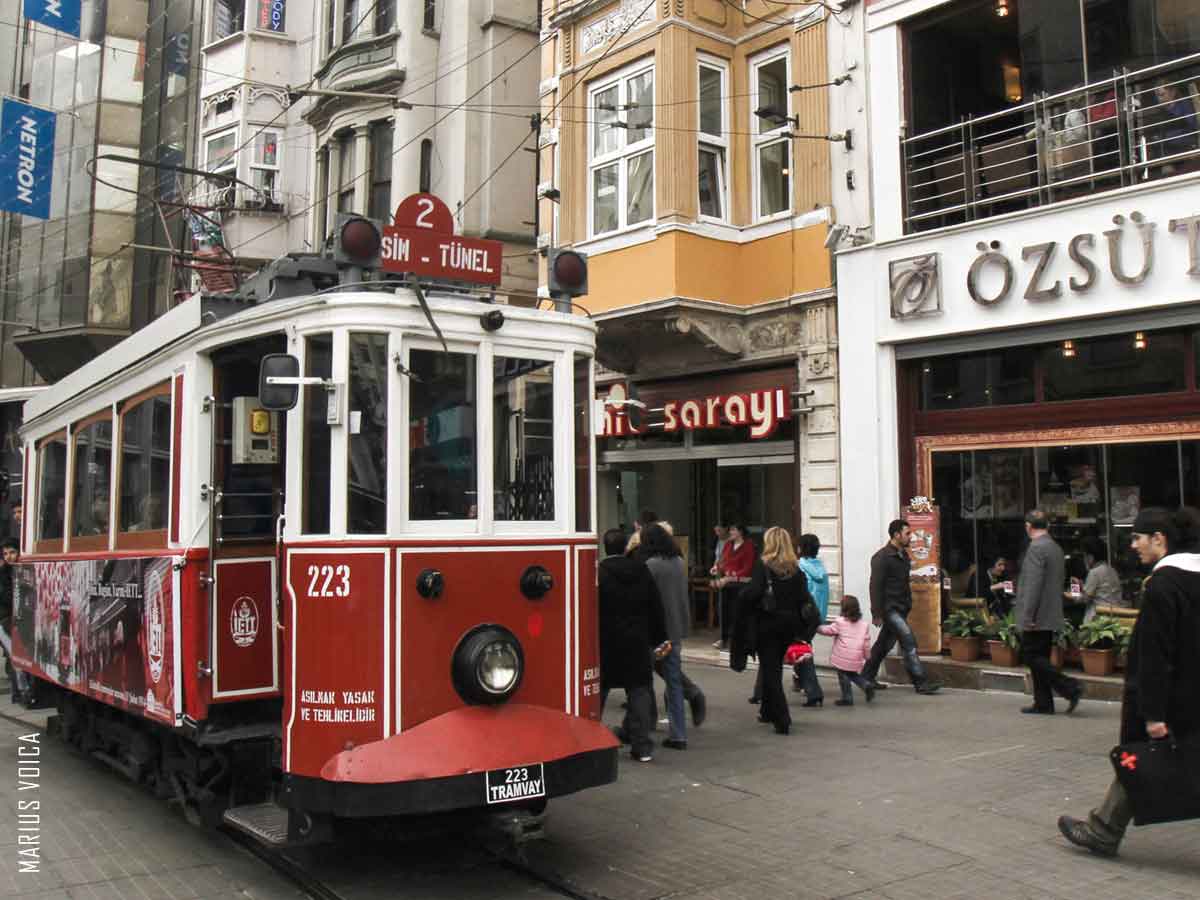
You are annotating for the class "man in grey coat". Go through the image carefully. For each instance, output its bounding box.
[1016,509,1082,715]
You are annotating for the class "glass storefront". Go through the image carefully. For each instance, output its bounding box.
[934,438,1200,610]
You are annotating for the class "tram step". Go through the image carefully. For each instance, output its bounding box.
[223,802,290,847]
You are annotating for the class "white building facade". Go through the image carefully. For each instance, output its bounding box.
[839,0,1200,606]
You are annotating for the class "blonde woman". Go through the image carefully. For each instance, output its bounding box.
[737,526,818,735]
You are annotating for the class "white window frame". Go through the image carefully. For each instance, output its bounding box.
[247,127,281,205]
[204,126,239,178]
[587,61,656,238]
[750,46,793,223]
[697,56,729,223]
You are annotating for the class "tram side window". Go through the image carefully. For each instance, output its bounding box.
[348,333,388,533]
[72,417,114,540]
[303,333,334,533]
[119,394,171,533]
[409,349,477,520]
[493,356,555,521]
[574,353,592,533]
[36,435,68,544]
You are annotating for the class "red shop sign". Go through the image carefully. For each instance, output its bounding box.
[601,384,789,440]
[380,193,503,286]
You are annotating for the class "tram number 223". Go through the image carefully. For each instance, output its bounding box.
[306,564,351,598]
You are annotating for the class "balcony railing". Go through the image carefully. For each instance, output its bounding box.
[902,52,1200,233]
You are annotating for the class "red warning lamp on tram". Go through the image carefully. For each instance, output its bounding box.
[333,214,384,267]
[547,247,588,300]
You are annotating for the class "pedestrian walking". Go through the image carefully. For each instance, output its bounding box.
[791,533,828,705]
[643,523,706,750]
[817,596,875,706]
[862,519,942,694]
[1059,507,1200,857]
[0,537,27,704]
[1016,509,1082,715]
[713,524,755,651]
[736,527,819,735]
[598,528,668,763]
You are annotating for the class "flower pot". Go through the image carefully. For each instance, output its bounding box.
[987,641,1020,667]
[948,635,982,663]
[941,633,953,654]
[1065,647,1082,667]
[1080,647,1116,677]
[1050,646,1064,669]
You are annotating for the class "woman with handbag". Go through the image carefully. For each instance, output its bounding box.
[737,527,818,735]
[1058,507,1200,857]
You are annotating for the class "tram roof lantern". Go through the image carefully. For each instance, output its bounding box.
[547,247,588,300]
[333,214,384,269]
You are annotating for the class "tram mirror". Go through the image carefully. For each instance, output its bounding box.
[258,354,301,411]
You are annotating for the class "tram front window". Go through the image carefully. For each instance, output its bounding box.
[409,349,477,520]
[493,356,554,521]
[348,333,388,533]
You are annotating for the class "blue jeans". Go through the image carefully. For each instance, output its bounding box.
[792,657,824,702]
[861,609,927,686]
[659,644,687,742]
[836,669,871,703]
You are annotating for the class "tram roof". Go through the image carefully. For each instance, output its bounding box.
[23,287,595,427]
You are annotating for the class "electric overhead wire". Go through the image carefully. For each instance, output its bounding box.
[225,21,556,254]
[458,0,660,223]
[2,6,543,310]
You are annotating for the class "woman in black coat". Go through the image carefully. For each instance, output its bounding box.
[1059,507,1200,857]
[734,526,817,735]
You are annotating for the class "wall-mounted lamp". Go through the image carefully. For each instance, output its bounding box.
[1134,331,1147,350]
[994,0,1011,17]
[1062,339,1077,358]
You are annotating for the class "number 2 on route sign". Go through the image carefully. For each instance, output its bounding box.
[380,193,504,286]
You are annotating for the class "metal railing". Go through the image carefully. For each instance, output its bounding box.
[902,52,1200,233]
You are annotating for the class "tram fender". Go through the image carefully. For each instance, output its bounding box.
[319,703,619,784]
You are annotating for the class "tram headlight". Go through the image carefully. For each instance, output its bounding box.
[452,625,525,705]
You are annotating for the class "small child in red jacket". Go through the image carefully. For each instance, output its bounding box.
[817,596,875,706]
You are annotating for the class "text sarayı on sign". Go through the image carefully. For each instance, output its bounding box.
[603,386,789,440]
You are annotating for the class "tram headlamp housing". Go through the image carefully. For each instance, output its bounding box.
[452,625,524,705]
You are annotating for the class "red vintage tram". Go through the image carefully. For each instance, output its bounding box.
[10,240,617,842]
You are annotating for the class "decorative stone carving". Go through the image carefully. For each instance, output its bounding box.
[664,313,745,358]
[581,0,656,55]
[807,353,831,377]
[202,88,240,119]
[248,86,291,109]
[747,317,804,352]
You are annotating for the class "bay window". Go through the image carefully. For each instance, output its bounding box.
[751,49,791,220]
[249,130,280,207]
[698,59,728,220]
[589,64,655,236]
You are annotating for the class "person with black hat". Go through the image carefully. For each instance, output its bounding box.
[1016,509,1082,715]
[1059,507,1200,857]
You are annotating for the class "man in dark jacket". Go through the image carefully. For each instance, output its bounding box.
[1016,510,1081,715]
[861,519,941,694]
[1059,507,1200,857]
[599,528,667,763]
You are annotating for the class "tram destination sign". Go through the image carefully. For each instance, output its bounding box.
[380,193,503,286]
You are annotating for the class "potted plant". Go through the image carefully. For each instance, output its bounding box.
[983,612,1021,666]
[1051,621,1074,669]
[1115,621,1133,671]
[1076,615,1124,676]
[944,609,985,662]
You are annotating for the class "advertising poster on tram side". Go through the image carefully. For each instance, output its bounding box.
[10,556,176,724]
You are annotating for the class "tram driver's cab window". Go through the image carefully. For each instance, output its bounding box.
[303,333,334,534]
[409,349,477,520]
[71,415,113,544]
[493,356,554,521]
[36,434,68,547]
[348,333,388,534]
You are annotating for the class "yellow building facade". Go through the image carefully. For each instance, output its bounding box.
[539,0,850,597]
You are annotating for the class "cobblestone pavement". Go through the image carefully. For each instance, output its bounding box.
[3,663,1199,900]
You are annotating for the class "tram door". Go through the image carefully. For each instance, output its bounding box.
[207,337,287,702]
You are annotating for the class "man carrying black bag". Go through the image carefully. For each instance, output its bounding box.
[1058,507,1200,858]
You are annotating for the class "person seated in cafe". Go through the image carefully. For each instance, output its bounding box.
[967,555,1015,617]
[1142,79,1199,177]
[1078,538,1125,623]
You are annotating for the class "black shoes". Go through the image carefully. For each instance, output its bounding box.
[1022,705,1054,715]
[662,738,687,750]
[865,684,877,703]
[867,681,888,691]
[690,693,707,727]
[801,698,823,708]
[1058,816,1119,858]
[834,699,853,707]
[1067,688,1083,714]
[774,722,790,735]
[914,681,943,695]
[748,695,761,704]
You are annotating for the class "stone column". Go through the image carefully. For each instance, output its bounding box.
[353,123,372,215]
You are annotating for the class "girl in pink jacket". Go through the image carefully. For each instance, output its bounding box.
[817,596,876,706]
